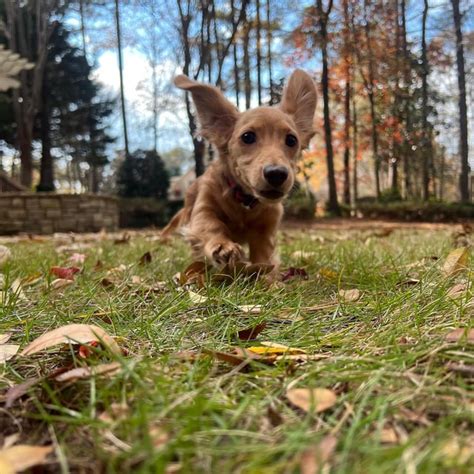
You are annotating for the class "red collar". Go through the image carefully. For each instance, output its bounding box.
[224,175,259,209]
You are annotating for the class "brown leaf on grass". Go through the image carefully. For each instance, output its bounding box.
[4,377,42,408]
[380,426,399,444]
[300,435,337,474]
[0,344,19,363]
[237,322,267,341]
[281,267,309,282]
[0,445,53,472]
[50,266,80,281]
[20,273,42,288]
[0,334,11,344]
[338,289,361,302]
[20,324,121,356]
[445,361,474,376]
[442,247,469,276]
[286,388,337,413]
[238,304,262,314]
[447,282,469,298]
[139,251,152,265]
[445,328,474,344]
[55,362,121,382]
[50,278,74,291]
[188,290,208,304]
[178,261,207,287]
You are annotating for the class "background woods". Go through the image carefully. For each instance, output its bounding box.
[0,0,472,214]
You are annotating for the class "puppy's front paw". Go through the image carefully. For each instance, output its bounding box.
[207,241,244,266]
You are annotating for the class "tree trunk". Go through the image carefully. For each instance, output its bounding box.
[265,0,274,104]
[352,93,358,204]
[242,3,251,109]
[451,0,470,202]
[401,0,412,198]
[231,0,240,107]
[114,0,130,158]
[342,0,351,205]
[421,0,431,200]
[363,1,380,198]
[256,0,262,105]
[37,95,55,192]
[318,0,339,215]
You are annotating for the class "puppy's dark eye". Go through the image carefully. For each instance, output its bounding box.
[241,131,256,144]
[285,134,298,147]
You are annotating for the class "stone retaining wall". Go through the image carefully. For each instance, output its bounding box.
[0,193,119,235]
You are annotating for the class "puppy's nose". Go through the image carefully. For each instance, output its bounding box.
[263,165,289,187]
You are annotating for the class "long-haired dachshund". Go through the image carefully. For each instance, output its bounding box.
[162,70,317,268]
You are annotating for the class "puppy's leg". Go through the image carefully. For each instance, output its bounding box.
[188,213,244,266]
[248,230,278,265]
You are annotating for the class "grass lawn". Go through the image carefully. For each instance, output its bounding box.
[0,223,473,473]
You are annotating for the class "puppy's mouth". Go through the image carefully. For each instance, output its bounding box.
[258,189,286,200]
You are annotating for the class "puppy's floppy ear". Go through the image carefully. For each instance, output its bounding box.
[175,75,239,148]
[279,70,317,148]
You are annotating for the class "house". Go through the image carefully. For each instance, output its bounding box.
[168,168,195,202]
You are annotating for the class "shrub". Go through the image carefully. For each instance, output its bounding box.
[356,200,474,222]
[119,198,171,228]
[284,184,317,219]
[117,149,169,199]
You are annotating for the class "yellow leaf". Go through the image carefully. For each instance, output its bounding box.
[442,248,469,276]
[0,445,53,472]
[249,341,306,355]
[188,290,207,304]
[319,268,338,281]
[238,304,262,314]
[20,324,121,356]
[286,388,337,413]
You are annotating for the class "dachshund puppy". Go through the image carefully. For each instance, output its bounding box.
[162,70,317,268]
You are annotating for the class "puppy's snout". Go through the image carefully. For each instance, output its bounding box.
[263,165,289,188]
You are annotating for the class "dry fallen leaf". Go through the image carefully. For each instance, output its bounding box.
[380,426,399,444]
[188,290,208,304]
[68,253,86,265]
[286,387,337,413]
[238,304,262,314]
[300,435,338,474]
[445,328,474,344]
[0,333,11,344]
[178,261,207,287]
[0,344,19,364]
[237,322,267,341]
[442,247,469,276]
[20,323,121,356]
[0,445,53,472]
[338,288,361,302]
[254,341,306,355]
[281,267,309,282]
[55,362,121,382]
[319,268,338,281]
[0,245,11,268]
[447,282,469,298]
[291,250,317,260]
[50,266,81,281]
[51,278,74,291]
[5,377,42,408]
[139,251,152,265]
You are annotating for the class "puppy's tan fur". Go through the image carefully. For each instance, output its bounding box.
[162,70,317,267]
